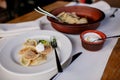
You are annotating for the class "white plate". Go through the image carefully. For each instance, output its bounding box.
[0,30,72,76]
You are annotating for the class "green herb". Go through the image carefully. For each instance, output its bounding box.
[38,40,49,45]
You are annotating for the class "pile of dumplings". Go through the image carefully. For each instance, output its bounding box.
[57,12,88,24]
[19,39,52,66]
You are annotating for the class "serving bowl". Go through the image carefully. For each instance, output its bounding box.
[47,6,105,34]
[80,30,106,51]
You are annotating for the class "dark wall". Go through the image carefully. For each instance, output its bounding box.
[35,0,56,7]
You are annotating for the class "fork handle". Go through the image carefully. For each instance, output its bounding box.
[54,48,63,72]
[113,8,118,14]
[106,34,120,39]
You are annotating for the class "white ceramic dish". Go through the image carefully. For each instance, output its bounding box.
[0,30,72,76]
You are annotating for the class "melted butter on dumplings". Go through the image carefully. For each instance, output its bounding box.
[19,39,52,66]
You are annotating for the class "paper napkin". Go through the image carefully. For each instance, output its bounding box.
[67,1,111,13]
[90,1,111,12]
[0,20,41,38]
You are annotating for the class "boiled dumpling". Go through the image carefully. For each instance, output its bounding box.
[40,45,52,55]
[24,39,37,47]
[19,46,40,60]
[30,54,47,66]
[57,12,88,24]
[20,57,31,66]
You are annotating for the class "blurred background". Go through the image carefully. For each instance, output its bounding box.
[0,0,120,23]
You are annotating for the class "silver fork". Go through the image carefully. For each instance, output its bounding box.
[110,8,118,18]
[34,7,61,22]
[50,37,63,73]
[93,34,120,42]
[50,37,63,80]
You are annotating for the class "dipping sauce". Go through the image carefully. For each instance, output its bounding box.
[83,32,102,42]
[80,30,106,51]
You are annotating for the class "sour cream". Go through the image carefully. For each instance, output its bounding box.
[83,32,101,42]
[36,43,45,52]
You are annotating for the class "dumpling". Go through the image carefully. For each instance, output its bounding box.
[19,46,40,60]
[19,46,35,54]
[20,57,31,66]
[30,54,47,66]
[57,12,88,24]
[24,39,37,47]
[78,18,88,24]
[40,45,52,55]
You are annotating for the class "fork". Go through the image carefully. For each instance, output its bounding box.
[50,37,62,80]
[50,37,63,72]
[34,7,61,22]
[93,34,120,42]
[110,8,118,18]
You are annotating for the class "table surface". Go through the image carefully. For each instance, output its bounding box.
[6,1,120,80]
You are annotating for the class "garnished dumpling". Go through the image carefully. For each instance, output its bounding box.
[19,39,52,66]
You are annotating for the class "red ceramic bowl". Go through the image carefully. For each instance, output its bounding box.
[47,6,105,34]
[80,30,106,51]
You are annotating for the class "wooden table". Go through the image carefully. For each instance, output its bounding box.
[7,1,120,80]
[7,1,69,23]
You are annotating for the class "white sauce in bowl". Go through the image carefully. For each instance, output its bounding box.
[83,32,101,42]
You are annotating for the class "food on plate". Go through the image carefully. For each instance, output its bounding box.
[24,39,37,47]
[19,46,40,59]
[30,54,47,66]
[57,12,88,24]
[19,39,52,66]
[83,32,102,42]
